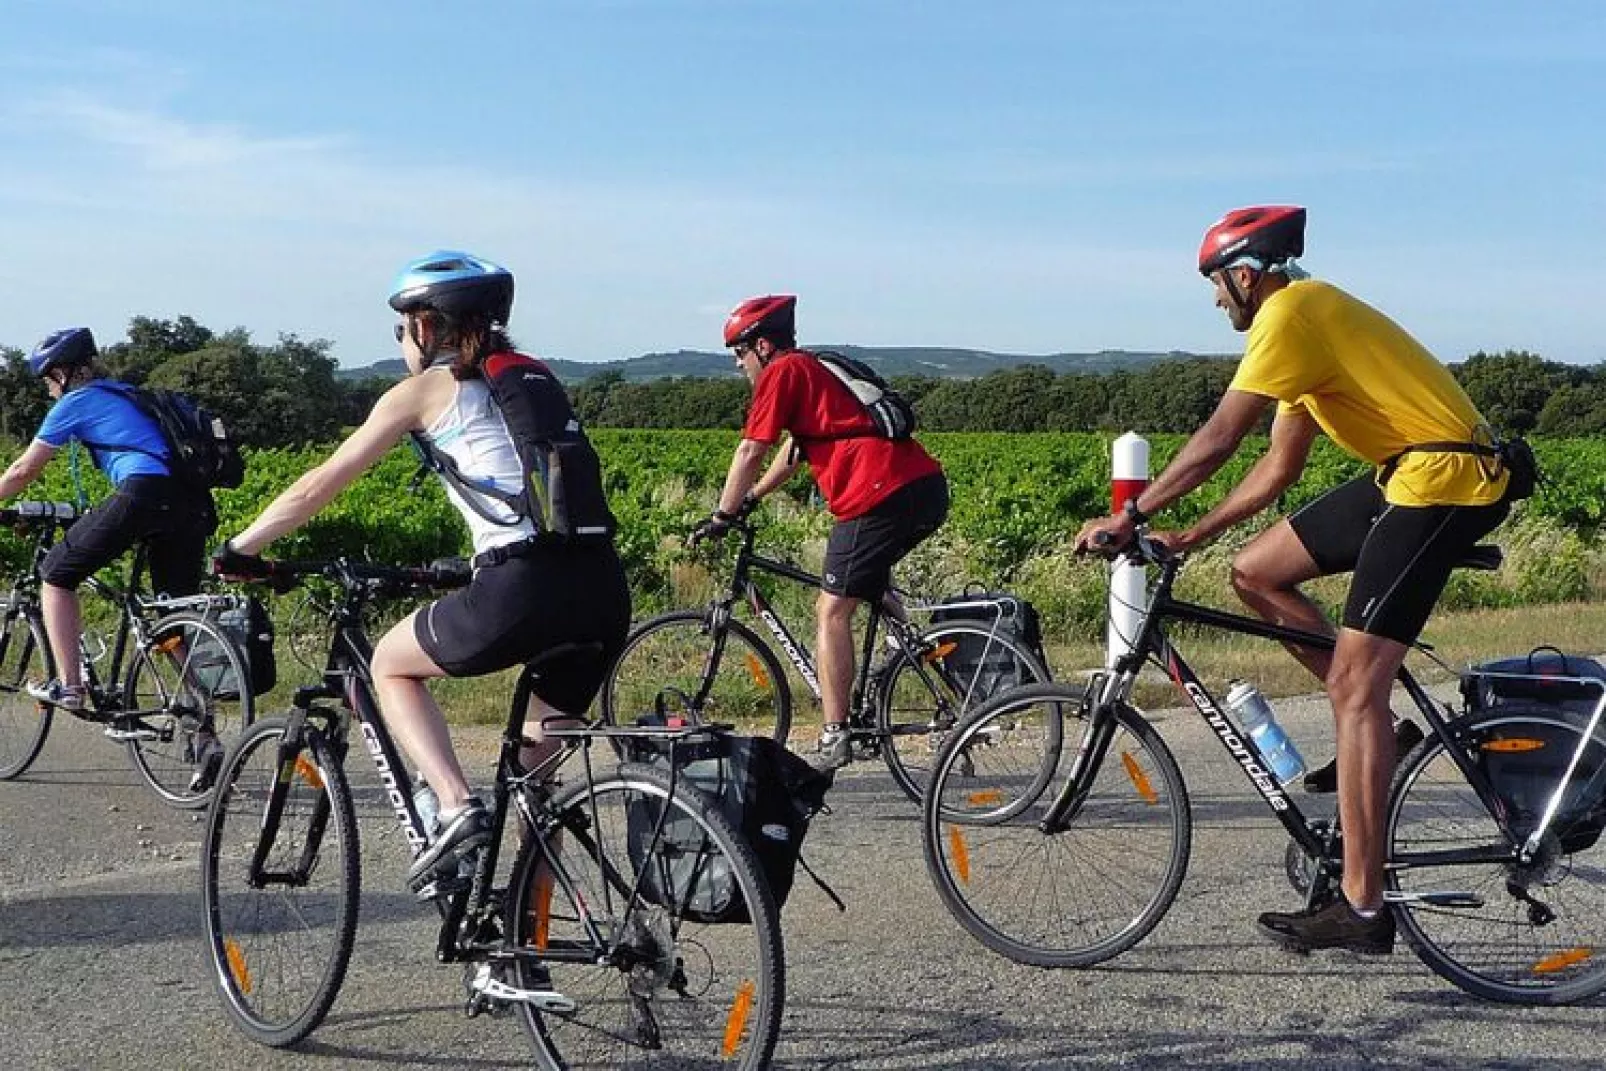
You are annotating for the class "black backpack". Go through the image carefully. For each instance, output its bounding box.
[411,352,615,541]
[927,587,1051,700]
[811,351,917,440]
[83,381,244,490]
[624,728,835,924]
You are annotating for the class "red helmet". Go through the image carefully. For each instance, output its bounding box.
[1198,205,1306,276]
[722,294,796,347]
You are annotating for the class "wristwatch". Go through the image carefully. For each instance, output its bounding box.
[1122,498,1150,525]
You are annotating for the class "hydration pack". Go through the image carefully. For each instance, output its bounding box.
[84,381,244,490]
[411,352,615,541]
[811,351,917,440]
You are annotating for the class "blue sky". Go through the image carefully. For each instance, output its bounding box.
[3,1,1602,368]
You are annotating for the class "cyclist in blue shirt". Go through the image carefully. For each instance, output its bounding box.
[0,328,218,751]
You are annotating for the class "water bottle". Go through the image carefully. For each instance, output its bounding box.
[413,779,440,839]
[1225,680,1305,786]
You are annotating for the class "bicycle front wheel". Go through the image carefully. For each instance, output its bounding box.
[601,610,793,745]
[507,762,784,1070]
[201,716,360,1046]
[924,686,1191,968]
[125,611,256,808]
[877,619,1052,805]
[1387,708,1606,1005]
[0,607,54,780]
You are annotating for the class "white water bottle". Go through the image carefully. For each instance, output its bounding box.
[413,779,439,839]
[1226,680,1305,786]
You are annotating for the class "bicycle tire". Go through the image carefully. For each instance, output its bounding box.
[923,685,1192,968]
[125,611,256,808]
[0,607,54,780]
[201,716,360,1046]
[507,762,784,1070]
[601,610,793,746]
[877,619,1053,806]
[1387,706,1606,1005]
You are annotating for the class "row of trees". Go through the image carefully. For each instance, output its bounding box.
[2,315,1599,445]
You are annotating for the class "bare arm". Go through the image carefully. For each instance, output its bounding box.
[715,438,773,516]
[0,441,59,502]
[1167,406,1319,550]
[230,380,426,555]
[1073,390,1274,552]
[748,435,803,501]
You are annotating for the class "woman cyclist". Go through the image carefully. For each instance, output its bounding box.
[214,252,631,888]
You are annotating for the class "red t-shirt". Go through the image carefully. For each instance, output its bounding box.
[742,350,942,520]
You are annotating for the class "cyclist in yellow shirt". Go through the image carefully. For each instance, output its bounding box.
[1075,205,1512,955]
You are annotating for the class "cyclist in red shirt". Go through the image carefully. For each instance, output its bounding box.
[695,295,949,771]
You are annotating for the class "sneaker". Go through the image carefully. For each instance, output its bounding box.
[1303,718,1425,794]
[187,733,226,794]
[1258,895,1395,955]
[26,679,85,712]
[811,725,853,773]
[407,798,491,887]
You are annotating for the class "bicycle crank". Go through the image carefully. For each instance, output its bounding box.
[467,963,577,1014]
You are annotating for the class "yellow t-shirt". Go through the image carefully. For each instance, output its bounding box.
[1229,280,1508,507]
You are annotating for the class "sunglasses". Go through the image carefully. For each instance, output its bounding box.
[394,323,407,344]
[732,342,755,359]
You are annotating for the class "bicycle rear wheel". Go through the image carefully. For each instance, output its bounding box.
[125,611,255,808]
[924,686,1191,967]
[0,608,54,780]
[506,762,784,1070]
[1387,708,1606,1005]
[601,610,793,745]
[201,716,360,1046]
[877,619,1052,806]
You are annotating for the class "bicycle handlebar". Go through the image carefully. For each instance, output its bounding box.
[225,556,472,594]
[0,501,79,529]
[1091,526,1178,569]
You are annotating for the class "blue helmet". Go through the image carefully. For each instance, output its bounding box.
[28,327,97,378]
[387,251,514,325]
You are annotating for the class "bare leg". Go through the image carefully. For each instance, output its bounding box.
[1328,628,1410,910]
[40,583,84,689]
[815,591,861,730]
[1230,520,1332,683]
[371,611,475,813]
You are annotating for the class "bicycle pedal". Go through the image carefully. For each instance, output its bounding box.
[103,724,159,742]
[468,964,576,1013]
[413,873,472,902]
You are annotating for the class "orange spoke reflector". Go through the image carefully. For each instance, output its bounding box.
[744,652,771,691]
[1122,751,1159,804]
[224,938,253,995]
[1483,738,1546,753]
[722,979,755,1058]
[530,873,554,951]
[966,789,1005,808]
[294,755,324,790]
[156,636,184,654]
[926,642,958,663]
[948,826,971,884]
[1533,947,1593,974]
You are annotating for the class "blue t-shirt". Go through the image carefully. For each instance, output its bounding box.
[34,382,170,486]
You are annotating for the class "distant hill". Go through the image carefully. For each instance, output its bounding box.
[335,347,1219,383]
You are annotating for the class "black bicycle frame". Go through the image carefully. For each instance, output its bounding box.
[1051,551,1520,866]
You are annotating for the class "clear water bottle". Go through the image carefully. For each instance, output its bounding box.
[1225,680,1305,785]
[413,779,439,839]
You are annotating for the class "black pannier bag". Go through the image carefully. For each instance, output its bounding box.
[624,726,832,924]
[1461,648,1606,853]
[925,586,1050,701]
[193,597,277,700]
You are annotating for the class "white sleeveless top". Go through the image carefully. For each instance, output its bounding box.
[417,368,537,555]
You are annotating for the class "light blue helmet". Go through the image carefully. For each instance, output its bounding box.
[387,250,514,324]
[28,327,97,378]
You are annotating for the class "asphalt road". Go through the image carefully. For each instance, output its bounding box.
[3,689,1603,1070]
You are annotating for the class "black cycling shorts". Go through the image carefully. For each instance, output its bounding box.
[414,541,631,713]
[1288,475,1509,644]
[41,475,217,595]
[822,473,950,600]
